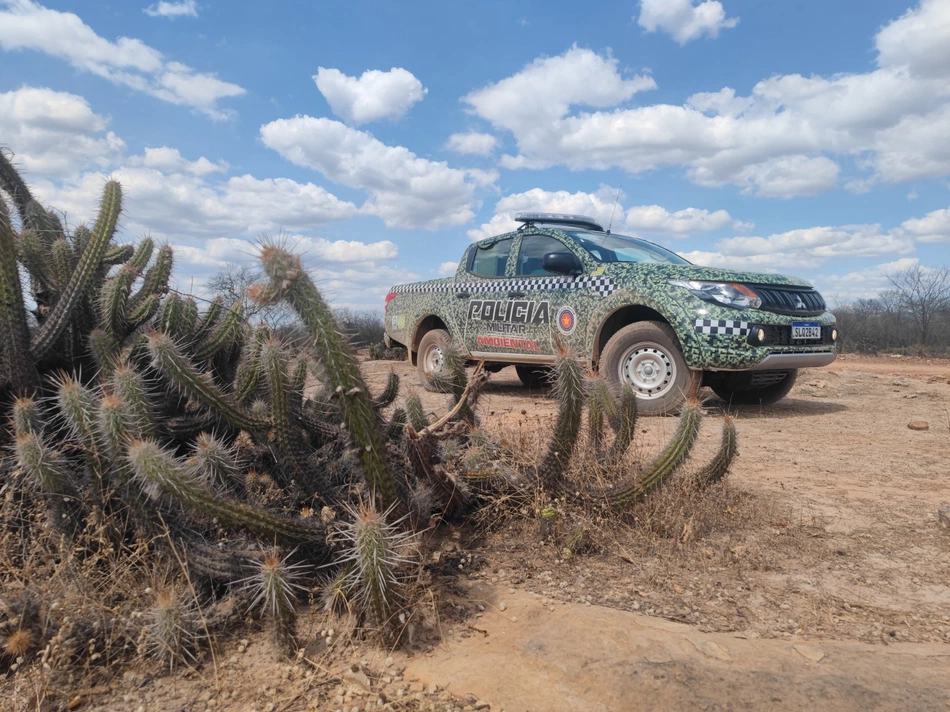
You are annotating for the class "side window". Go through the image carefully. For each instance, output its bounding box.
[469,238,512,277]
[517,234,568,275]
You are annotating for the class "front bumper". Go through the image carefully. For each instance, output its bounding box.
[681,307,838,372]
[748,352,836,370]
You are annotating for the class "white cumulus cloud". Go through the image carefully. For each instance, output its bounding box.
[463,4,950,196]
[314,67,427,125]
[0,87,124,176]
[624,205,732,234]
[260,116,485,229]
[445,132,498,156]
[438,261,459,276]
[462,45,656,146]
[637,0,738,45]
[899,206,950,242]
[467,186,623,241]
[143,0,197,19]
[0,0,244,119]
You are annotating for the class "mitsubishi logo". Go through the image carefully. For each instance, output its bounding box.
[795,295,805,310]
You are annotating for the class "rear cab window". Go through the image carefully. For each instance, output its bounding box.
[468,238,513,277]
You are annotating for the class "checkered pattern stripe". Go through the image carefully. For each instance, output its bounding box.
[694,318,750,336]
[391,275,619,298]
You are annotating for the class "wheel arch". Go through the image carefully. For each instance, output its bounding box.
[410,315,449,366]
[593,305,671,367]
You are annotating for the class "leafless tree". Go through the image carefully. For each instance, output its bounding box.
[206,263,294,328]
[886,265,950,346]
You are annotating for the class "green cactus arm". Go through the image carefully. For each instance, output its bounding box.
[111,363,155,438]
[127,438,327,546]
[127,293,161,331]
[0,151,35,224]
[609,386,638,459]
[99,264,137,337]
[145,330,267,432]
[131,244,173,307]
[254,245,397,507]
[291,356,309,398]
[607,402,703,510]
[194,300,243,362]
[103,244,135,266]
[158,293,184,336]
[12,395,43,435]
[386,408,407,442]
[262,337,305,474]
[405,393,427,431]
[49,238,74,295]
[537,348,586,491]
[192,296,224,343]
[0,194,35,392]
[15,229,54,296]
[233,326,266,404]
[54,373,110,484]
[127,237,154,274]
[97,394,136,471]
[693,416,738,488]
[89,328,121,380]
[179,297,200,342]
[585,377,615,454]
[187,432,239,489]
[31,181,122,359]
[15,431,69,495]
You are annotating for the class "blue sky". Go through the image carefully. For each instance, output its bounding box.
[1,0,949,310]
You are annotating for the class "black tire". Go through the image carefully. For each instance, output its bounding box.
[516,364,552,389]
[600,321,691,415]
[417,329,453,393]
[711,369,798,406]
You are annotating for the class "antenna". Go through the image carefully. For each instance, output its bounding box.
[606,185,622,234]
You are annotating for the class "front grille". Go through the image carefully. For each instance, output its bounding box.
[750,285,826,316]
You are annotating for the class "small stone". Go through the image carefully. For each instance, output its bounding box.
[474,701,491,710]
[908,421,929,431]
[498,602,507,611]
[938,505,950,529]
[793,644,825,663]
[343,669,372,692]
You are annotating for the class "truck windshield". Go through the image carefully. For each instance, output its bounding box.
[567,231,691,265]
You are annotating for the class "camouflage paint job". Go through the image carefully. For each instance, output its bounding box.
[384,226,837,372]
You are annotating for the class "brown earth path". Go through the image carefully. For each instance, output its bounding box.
[407,585,950,712]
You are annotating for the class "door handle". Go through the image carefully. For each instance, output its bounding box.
[508,291,525,298]
[455,292,470,299]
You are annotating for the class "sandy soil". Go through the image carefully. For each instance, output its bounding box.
[8,354,950,711]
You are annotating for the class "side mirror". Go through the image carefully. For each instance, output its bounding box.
[542,251,582,275]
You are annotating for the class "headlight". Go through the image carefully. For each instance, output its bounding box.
[669,280,762,310]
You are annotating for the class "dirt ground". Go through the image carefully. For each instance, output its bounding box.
[6,354,950,711]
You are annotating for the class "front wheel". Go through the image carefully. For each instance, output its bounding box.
[711,369,798,406]
[600,321,691,415]
[417,329,453,392]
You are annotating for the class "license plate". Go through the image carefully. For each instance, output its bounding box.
[791,322,821,340]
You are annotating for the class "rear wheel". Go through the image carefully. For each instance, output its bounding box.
[417,329,452,392]
[516,364,552,389]
[711,369,798,406]
[600,321,691,415]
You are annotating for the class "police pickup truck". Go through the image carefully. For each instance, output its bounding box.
[383,213,837,414]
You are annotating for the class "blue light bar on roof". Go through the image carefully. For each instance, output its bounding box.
[514,212,604,232]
